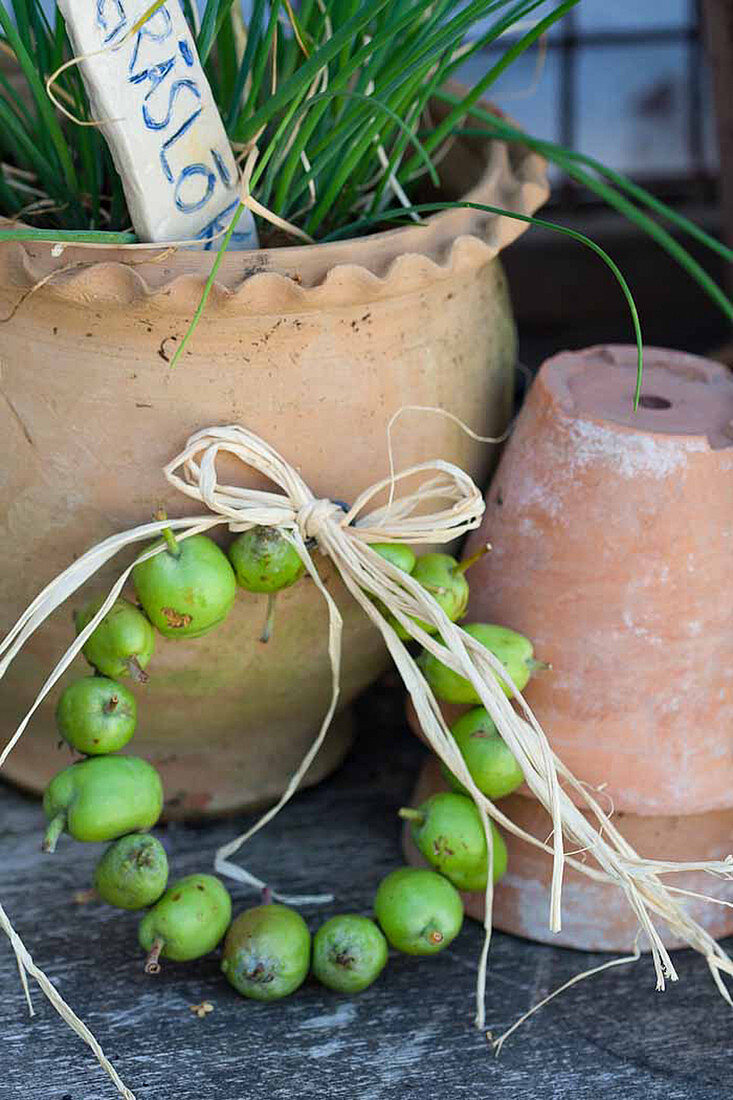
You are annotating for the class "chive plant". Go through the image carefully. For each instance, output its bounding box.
[0,0,729,327]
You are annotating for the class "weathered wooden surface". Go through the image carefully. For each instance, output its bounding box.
[0,679,730,1100]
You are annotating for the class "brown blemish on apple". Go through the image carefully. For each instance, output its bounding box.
[161,607,193,629]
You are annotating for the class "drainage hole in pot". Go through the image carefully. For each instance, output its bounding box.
[638,394,672,410]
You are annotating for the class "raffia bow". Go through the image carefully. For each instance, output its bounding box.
[2,423,733,1100]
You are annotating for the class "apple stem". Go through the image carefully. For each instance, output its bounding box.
[162,528,181,557]
[398,807,425,825]
[155,509,181,558]
[261,886,273,905]
[527,658,551,673]
[125,656,149,684]
[103,694,119,714]
[42,812,66,853]
[259,593,277,644]
[144,937,165,975]
[455,542,492,576]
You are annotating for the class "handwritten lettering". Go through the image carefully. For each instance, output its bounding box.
[211,148,231,187]
[159,107,203,182]
[129,58,176,100]
[175,164,216,213]
[128,9,173,78]
[144,78,200,131]
[96,0,126,44]
[196,200,255,251]
[120,3,223,218]
[65,0,257,245]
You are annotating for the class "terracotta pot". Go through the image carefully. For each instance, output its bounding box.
[460,345,733,817]
[404,757,733,951]
[404,346,733,949]
[0,129,547,817]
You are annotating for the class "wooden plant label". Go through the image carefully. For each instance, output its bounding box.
[57,0,258,249]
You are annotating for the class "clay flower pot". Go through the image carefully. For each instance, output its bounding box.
[0,129,547,817]
[461,344,733,816]
[405,345,733,949]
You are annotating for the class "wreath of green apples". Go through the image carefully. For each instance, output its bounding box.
[43,520,546,999]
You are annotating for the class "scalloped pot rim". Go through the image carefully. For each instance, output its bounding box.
[0,136,548,315]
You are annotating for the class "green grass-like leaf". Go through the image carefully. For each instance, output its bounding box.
[326,198,646,406]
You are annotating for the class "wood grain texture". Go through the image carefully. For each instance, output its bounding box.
[0,680,730,1100]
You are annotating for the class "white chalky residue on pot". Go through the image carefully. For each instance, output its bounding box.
[619,564,674,645]
[504,450,567,519]
[620,609,663,644]
[659,694,683,715]
[512,477,564,518]
[518,516,539,536]
[565,418,707,479]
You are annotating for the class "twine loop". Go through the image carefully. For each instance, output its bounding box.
[162,424,487,547]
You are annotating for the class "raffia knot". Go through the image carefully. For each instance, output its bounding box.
[296,498,345,543]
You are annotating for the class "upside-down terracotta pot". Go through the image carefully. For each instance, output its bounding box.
[405,345,733,948]
[0,122,547,817]
[461,344,733,816]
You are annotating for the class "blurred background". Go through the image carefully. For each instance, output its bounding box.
[463,0,717,187]
[458,0,731,366]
